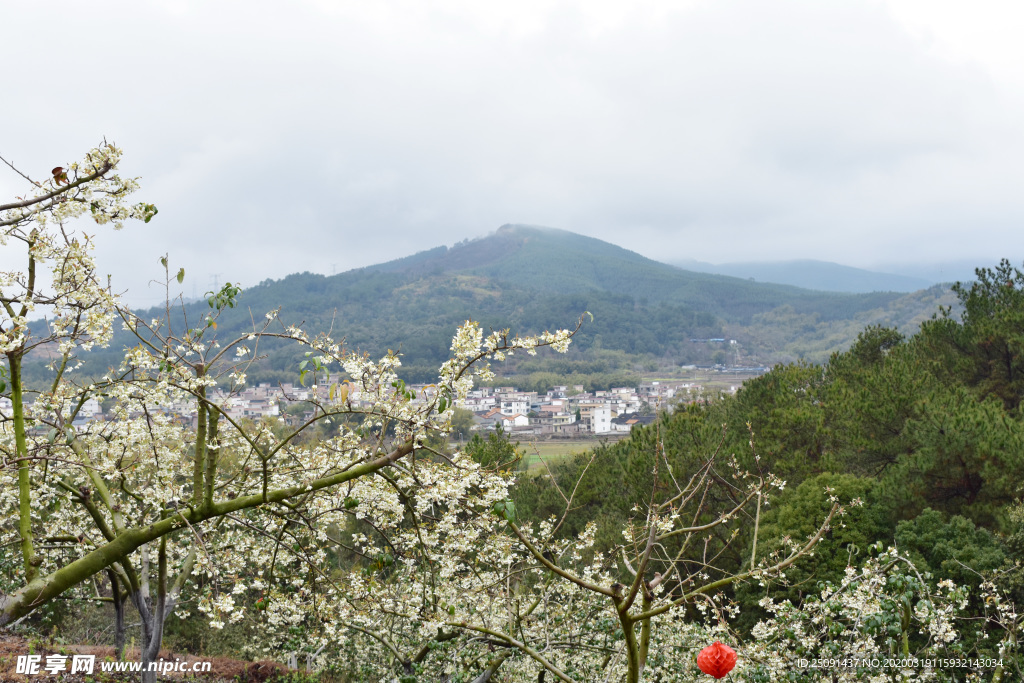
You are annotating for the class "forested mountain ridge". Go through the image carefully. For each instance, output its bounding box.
[229,224,957,367]
[30,225,957,382]
[367,224,906,316]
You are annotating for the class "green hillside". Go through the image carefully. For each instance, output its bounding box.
[27,225,957,384]
[369,224,905,319]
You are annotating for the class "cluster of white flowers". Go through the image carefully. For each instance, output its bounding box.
[742,547,1017,681]
[223,437,850,682]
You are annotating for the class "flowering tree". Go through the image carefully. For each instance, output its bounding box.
[240,430,840,682]
[743,545,1021,681]
[467,444,838,683]
[242,437,1021,682]
[1,142,156,598]
[0,144,579,681]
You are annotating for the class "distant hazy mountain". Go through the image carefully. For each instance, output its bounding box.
[673,258,933,293]
[868,260,999,287]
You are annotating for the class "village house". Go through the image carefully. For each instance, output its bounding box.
[575,402,613,434]
[498,413,529,429]
[500,397,530,416]
[47,374,709,439]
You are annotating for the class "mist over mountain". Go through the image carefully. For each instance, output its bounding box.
[673,258,933,293]
[868,259,999,287]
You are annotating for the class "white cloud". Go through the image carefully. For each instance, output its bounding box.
[2,0,1023,307]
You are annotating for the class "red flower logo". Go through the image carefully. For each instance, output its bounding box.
[697,641,737,678]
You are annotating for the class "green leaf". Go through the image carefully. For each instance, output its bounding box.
[141,204,158,223]
[176,268,185,284]
[492,500,516,523]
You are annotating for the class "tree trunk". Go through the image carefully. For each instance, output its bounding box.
[470,652,509,683]
[106,570,125,660]
[131,589,176,683]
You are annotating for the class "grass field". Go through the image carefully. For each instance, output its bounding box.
[516,438,622,471]
[507,371,768,472]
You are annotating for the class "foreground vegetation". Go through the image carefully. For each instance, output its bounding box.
[1,146,1020,681]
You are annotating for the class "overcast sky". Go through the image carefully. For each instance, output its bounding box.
[3,0,1024,307]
